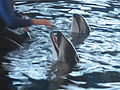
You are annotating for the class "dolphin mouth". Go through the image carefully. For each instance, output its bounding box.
[50,32,59,54]
[51,32,58,47]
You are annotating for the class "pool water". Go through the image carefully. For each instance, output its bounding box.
[0,0,120,90]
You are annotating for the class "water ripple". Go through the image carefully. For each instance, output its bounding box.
[1,0,120,90]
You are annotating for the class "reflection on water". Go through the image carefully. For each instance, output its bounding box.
[0,0,120,90]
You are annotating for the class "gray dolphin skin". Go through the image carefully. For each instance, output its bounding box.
[50,31,79,75]
[50,31,79,67]
[71,14,90,45]
[71,14,90,34]
[48,31,79,90]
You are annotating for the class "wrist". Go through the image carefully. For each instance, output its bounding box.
[31,19,37,25]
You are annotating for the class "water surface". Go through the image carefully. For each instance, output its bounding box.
[0,0,120,90]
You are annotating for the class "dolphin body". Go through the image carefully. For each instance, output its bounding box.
[50,31,79,76]
[71,14,90,45]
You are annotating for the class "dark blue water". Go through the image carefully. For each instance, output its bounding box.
[1,0,120,90]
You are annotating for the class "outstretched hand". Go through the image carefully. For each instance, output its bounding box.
[31,19,53,29]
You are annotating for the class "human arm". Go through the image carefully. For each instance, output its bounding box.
[0,0,32,29]
[0,0,52,30]
[31,19,52,27]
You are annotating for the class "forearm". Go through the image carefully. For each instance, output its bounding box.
[0,0,32,29]
[31,19,52,26]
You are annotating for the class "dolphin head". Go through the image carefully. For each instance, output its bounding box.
[71,14,90,45]
[71,14,90,34]
[50,31,79,66]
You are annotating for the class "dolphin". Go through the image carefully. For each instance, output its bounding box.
[71,14,90,45]
[50,31,79,76]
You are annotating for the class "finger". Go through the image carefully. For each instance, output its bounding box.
[23,27,29,32]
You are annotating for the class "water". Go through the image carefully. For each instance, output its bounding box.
[0,0,120,90]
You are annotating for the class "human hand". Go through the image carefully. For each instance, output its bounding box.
[22,27,32,39]
[31,19,53,28]
[22,27,29,32]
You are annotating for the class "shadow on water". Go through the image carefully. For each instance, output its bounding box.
[12,71,120,90]
[0,61,13,90]
[67,71,120,88]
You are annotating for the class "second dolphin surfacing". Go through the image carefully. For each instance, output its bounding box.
[71,14,90,45]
